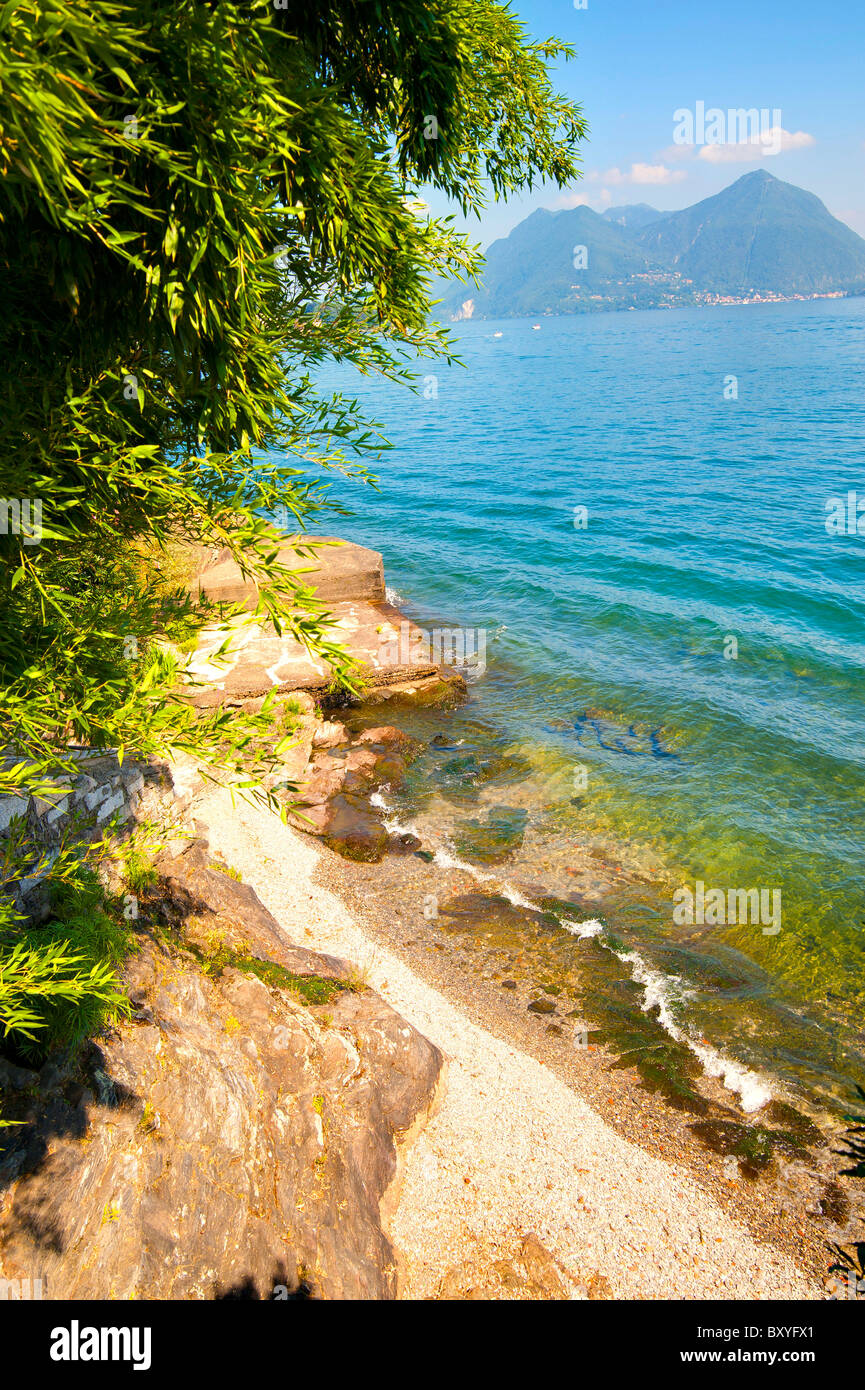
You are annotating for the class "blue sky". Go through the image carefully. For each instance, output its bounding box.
[424,0,865,246]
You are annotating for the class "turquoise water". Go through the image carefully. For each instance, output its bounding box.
[301,299,865,1117]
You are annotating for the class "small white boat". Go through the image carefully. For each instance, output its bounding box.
[532,323,540,330]
[493,331,503,338]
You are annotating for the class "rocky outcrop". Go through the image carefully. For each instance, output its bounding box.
[435,1235,613,1301]
[0,541,470,1299]
[178,530,470,708]
[282,724,420,864]
[180,610,467,708]
[192,536,386,610]
[0,844,443,1299]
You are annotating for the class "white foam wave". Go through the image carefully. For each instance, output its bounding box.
[432,846,488,878]
[430,848,601,928]
[384,814,420,836]
[499,884,537,910]
[369,790,421,838]
[560,917,605,940]
[611,946,772,1113]
[688,1040,773,1114]
[375,797,773,1114]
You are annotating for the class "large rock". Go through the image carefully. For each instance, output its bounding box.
[179,604,448,705]
[355,669,467,709]
[193,537,385,611]
[284,728,417,860]
[0,847,442,1300]
[322,795,390,863]
[154,840,344,976]
[436,1234,572,1301]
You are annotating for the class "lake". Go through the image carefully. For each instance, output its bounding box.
[296,298,865,1119]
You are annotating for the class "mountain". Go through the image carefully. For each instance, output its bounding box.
[441,204,671,319]
[635,170,865,295]
[439,172,865,319]
[602,203,665,231]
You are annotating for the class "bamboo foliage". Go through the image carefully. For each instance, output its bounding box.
[0,0,585,1066]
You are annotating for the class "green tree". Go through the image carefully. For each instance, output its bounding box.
[0,0,586,1062]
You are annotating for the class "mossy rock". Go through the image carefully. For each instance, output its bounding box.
[453,805,529,864]
[575,937,709,1115]
[689,1118,809,1174]
[322,795,389,863]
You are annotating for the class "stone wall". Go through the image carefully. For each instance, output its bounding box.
[0,752,193,916]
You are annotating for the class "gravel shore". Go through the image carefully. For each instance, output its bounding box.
[195,784,820,1300]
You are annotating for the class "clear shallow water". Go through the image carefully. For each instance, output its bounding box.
[295,299,865,1119]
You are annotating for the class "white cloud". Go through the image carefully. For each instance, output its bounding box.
[698,127,816,163]
[592,163,687,186]
[660,127,815,164]
[631,162,689,184]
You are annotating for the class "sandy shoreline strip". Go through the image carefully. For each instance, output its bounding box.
[195,784,819,1300]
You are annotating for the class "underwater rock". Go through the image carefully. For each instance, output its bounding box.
[322,794,389,863]
[452,805,529,865]
[356,726,420,758]
[388,832,423,854]
[688,1117,810,1176]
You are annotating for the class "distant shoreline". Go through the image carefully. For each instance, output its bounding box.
[448,288,860,322]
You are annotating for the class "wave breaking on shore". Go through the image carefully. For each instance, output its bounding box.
[370,788,774,1115]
